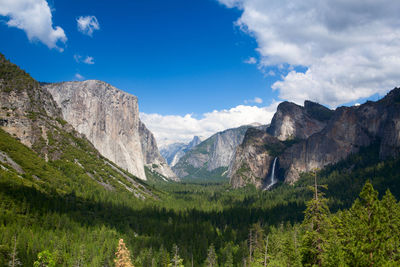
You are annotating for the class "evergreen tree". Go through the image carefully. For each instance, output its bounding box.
[300,172,331,267]
[115,239,134,267]
[158,245,170,267]
[343,182,394,266]
[205,244,218,267]
[380,189,400,263]
[168,245,184,267]
[248,223,265,266]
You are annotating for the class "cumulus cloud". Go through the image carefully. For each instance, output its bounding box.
[77,15,100,36]
[244,57,257,64]
[0,0,67,50]
[218,0,400,107]
[75,73,84,80]
[140,101,279,147]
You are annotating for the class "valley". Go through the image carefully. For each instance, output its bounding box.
[1,53,400,266]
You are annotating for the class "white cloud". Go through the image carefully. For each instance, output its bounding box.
[218,0,400,107]
[74,54,95,65]
[244,57,257,64]
[0,0,67,50]
[77,15,99,37]
[83,56,94,64]
[75,73,84,80]
[140,101,279,146]
[244,97,263,104]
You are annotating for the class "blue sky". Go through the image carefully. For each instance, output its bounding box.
[0,0,278,116]
[1,0,400,145]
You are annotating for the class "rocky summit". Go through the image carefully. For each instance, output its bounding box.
[43,80,178,181]
[229,88,400,188]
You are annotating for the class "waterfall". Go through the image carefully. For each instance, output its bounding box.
[266,157,278,190]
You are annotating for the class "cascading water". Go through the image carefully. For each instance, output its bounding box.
[266,157,278,190]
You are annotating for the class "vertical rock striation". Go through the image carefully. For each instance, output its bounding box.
[44,80,177,181]
[229,88,400,188]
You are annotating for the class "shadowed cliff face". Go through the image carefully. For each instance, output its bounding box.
[44,80,177,181]
[228,128,284,189]
[229,88,400,187]
[280,88,400,183]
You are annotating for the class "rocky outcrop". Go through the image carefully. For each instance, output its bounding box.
[172,125,251,179]
[229,128,284,188]
[139,121,179,181]
[160,136,201,167]
[229,87,400,187]
[267,101,332,141]
[0,54,64,158]
[229,100,332,188]
[44,80,177,181]
[281,88,400,183]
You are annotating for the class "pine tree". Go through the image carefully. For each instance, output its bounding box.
[249,223,265,266]
[168,245,184,267]
[343,181,385,266]
[300,171,331,267]
[205,244,218,267]
[381,189,400,263]
[114,239,134,267]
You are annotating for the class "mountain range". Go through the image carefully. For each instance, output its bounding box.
[160,136,202,167]
[1,52,400,191]
[171,125,262,180]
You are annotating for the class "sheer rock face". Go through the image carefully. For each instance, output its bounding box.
[267,101,332,141]
[281,88,400,183]
[229,101,332,188]
[44,80,177,181]
[139,121,179,181]
[172,126,251,179]
[228,128,283,189]
[229,88,400,187]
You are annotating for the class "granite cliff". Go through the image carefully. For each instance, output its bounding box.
[0,53,154,198]
[43,80,177,181]
[280,88,400,183]
[267,101,332,140]
[228,128,284,188]
[172,125,252,180]
[139,121,179,180]
[229,88,400,188]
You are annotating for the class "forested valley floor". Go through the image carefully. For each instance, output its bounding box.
[1,130,400,266]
